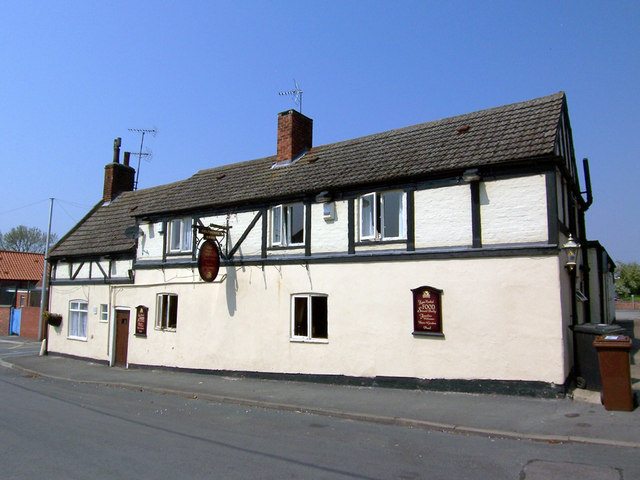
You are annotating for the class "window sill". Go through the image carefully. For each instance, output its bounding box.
[67,336,88,342]
[290,338,329,344]
[269,245,305,250]
[155,327,177,332]
[356,239,406,246]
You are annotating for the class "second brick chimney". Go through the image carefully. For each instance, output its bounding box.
[277,110,313,164]
[103,137,135,203]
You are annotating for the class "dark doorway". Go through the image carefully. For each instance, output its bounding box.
[115,310,130,367]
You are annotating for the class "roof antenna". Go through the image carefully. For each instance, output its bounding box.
[279,80,303,113]
[128,127,157,190]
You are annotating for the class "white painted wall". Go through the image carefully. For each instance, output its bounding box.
[311,201,348,253]
[415,184,471,248]
[480,175,548,245]
[56,255,568,384]
[138,222,164,260]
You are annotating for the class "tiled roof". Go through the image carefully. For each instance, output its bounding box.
[0,250,45,281]
[49,92,566,259]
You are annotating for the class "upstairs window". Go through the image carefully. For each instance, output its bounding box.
[169,218,193,253]
[156,293,178,330]
[359,191,405,241]
[291,294,328,341]
[272,204,305,247]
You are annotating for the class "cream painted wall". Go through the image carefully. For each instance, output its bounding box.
[480,175,548,245]
[47,284,113,361]
[415,184,471,248]
[94,255,568,384]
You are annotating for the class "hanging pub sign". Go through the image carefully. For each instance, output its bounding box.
[411,286,443,336]
[198,239,221,282]
[135,305,148,337]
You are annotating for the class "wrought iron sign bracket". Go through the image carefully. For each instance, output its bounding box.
[194,223,231,258]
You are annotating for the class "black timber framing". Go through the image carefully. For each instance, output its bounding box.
[470,181,482,248]
[406,189,415,252]
[95,261,108,279]
[51,278,133,286]
[134,244,557,270]
[545,170,559,246]
[305,202,312,257]
[347,198,355,255]
[261,207,268,258]
[228,210,263,259]
[71,262,85,280]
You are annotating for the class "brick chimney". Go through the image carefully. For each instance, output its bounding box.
[277,110,313,164]
[103,137,135,202]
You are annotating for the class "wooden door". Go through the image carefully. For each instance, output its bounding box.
[115,310,130,366]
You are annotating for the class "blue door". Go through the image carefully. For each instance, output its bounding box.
[9,308,21,335]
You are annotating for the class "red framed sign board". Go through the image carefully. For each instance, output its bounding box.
[198,239,221,282]
[412,286,443,336]
[135,305,148,337]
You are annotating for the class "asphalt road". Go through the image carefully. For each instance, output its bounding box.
[0,362,637,479]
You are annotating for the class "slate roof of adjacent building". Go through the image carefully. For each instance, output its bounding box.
[49,92,567,259]
[0,250,45,282]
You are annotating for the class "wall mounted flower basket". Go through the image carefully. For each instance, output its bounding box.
[44,312,62,327]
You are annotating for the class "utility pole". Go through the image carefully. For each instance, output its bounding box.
[38,198,54,347]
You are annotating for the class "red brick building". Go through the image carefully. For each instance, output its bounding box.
[0,250,45,338]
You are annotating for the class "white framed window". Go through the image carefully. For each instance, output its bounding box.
[168,218,193,253]
[271,203,305,246]
[359,191,405,241]
[156,293,178,330]
[100,304,109,323]
[291,294,328,341]
[68,300,88,340]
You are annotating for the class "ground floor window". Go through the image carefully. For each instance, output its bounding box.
[100,304,109,323]
[156,293,178,330]
[291,294,327,341]
[68,300,88,339]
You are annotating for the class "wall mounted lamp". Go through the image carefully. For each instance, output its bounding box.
[562,234,580,272]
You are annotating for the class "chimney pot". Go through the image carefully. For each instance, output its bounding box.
[123,151,131,167]
[113,137,122,164]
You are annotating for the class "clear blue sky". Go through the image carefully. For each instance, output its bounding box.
[1,1,638,262]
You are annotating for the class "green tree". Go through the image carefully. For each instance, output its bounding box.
[0,225,58,253]
[615,262,640,298]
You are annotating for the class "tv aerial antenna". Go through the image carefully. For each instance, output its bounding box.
[279,80,303,113]
[128,127,157,190]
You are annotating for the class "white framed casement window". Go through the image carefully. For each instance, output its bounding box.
[68,300,88,340]
[168,218,193,253]
[271,203,305,246]
[291,294,328,342]
[359,191,405,241]
[156,293,178,330]
[100,304,109,323]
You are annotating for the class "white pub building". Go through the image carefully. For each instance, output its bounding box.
[46,92,615,397]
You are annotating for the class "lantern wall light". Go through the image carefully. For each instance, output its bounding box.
[562,234,580,272]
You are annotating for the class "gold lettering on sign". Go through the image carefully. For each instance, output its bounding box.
[412,286,442,334]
